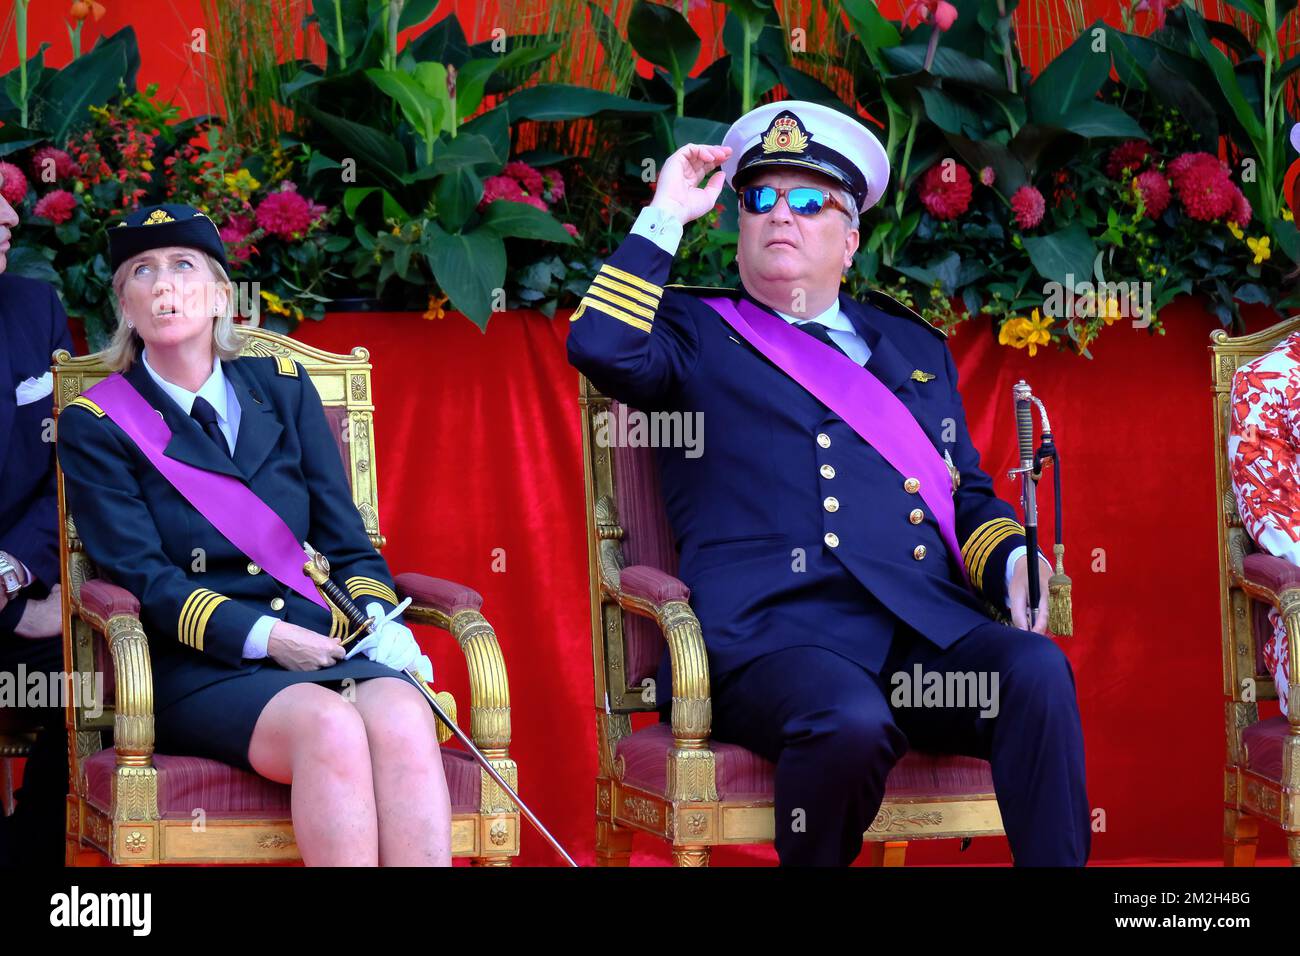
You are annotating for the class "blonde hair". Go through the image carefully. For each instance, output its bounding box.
[105,251,244,372]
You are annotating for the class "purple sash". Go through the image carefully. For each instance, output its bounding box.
[701,296,969,587]
[83,373,328,609]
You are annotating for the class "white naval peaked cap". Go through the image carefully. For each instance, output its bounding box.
[720,100,890,212]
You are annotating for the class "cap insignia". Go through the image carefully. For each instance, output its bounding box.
[143,209,176,225]
[761,113,810,154]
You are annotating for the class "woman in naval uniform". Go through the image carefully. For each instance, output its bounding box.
[57,203,451,866]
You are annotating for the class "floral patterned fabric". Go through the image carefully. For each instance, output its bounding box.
[1228,331,1300,714]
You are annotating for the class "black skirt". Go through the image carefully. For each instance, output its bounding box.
[154,656,415,772]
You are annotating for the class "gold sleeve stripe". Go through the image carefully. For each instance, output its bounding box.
[67,396,106,417]
[346,576,399,606]
[275,355,298,377]
[576,295,653,333]
[591,272,661,309]
[964,521,1025,590]
[569,302,587,322]
[599,263,664,298]
[960,518,1021,563]
[179,588,228,652]
[585,284,658,322]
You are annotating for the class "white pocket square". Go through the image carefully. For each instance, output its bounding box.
[15,371,53,405]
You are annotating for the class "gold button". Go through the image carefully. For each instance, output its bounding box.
[270,597,285,611]
[913,545,927,560]
[908,509,924,525]
[246,562,261,575]
[823,496,839,513]
[824,532,840,549]
[816,433,831,448]
[904,477,920,494]
[820,464,835,479]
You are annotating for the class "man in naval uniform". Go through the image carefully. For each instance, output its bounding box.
[566,101,1090,866]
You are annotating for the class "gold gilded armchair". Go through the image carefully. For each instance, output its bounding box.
[1211,318,1300,866]
[53,329,519,865]
[578,377,1005,866]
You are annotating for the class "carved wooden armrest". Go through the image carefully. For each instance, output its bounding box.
[1238,553,1300,727]
[393,572,511,752]
[592,495,711,743]
[76,579,157,775]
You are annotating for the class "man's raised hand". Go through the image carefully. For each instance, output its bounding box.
[649,144,733,225]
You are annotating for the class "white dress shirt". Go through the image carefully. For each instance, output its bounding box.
[140,349,276,659]
[630,206,1039,607]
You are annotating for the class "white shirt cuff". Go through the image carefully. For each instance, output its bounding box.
[1004,545,1053,609]
[631,205,684,256]
[243,615,276,659]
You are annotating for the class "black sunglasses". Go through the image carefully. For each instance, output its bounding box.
[739,184,851,217]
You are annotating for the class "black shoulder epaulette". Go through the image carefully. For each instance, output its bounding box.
[665,283,741,297]
[864,288,948,339]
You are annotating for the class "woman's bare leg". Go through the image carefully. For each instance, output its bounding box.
[353,677,452,866]
[247,682,378,865]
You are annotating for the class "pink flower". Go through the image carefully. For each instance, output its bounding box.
[0,162,28,205]
[918,162,972,220]
[504,161,544,198]
[1134,0,1182,30]
[30,146,81,183]
[33,189,77,224]
[542,168,566,203]
[219,214,256,262]
[1228,185,1252,228]
[979,166,995,187]
[1132,169,1170,219]
[1105,140,1152,179]
[1010,185,1045,229]
[477,174,525,210]
[521,194,548,211]
[1169,152,1234,221]
[904,0,958,30]
[254,184,314,239]
[563,223,579,238]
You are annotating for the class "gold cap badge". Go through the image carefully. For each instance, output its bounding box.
[761,113,810,154]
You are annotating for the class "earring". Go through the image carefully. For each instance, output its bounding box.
[127,321,134,329]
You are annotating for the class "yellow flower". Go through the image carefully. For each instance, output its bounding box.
[1024,308,1053,356]
[1227,222,1243,240]
[998,316,1033,351]
[423,293,449,321]
[260,290,290,316]
[224,169,261,200]
[1247,236,1271,264]
[1096,295,1122,327]
[1284,208,1294,223]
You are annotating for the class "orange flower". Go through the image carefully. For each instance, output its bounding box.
[422,293,449,321]
[70,1,107,22]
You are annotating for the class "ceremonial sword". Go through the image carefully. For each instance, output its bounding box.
[301,544,579,867]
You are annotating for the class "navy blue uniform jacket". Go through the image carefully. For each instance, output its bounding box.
[567,233,1027,683]
[0,275,73,631]
[56,354,404,712]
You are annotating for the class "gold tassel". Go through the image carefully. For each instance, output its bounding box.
[1047,543,1073,636]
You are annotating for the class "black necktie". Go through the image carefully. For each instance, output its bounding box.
[190,396,231,458]
[795,320,857,363]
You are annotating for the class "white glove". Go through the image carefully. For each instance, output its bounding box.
[346,600,432,681]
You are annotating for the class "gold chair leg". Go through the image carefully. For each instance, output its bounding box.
[1289,835,1300,867]
[470,856,513,867]
[867,840,909,867]
[1223,809,1259,867]
[672,845,710,867]
[595,819,633,866]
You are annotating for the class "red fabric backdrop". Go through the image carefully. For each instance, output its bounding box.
[289,298,1293,866]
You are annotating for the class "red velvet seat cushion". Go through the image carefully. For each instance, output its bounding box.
[614,723,995,801]
[84,746,483,818]
[1241,716,1297,783]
